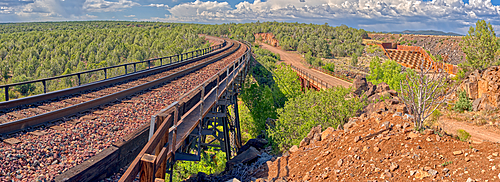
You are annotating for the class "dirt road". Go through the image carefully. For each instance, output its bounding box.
[259,43,352,88]
[439,118,500,143]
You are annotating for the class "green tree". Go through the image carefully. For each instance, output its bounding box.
[460,20,499,72]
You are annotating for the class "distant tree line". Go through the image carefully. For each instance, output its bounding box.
[0,22,210,99]
[194,22,368,58]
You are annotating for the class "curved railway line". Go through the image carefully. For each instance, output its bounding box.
[0,37,248,181]
[0,39,229,135]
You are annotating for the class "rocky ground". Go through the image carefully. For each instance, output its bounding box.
[198,76,500,182]
[368,33,465,65]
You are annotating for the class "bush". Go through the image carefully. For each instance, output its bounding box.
[351,53,358,66]
[240,48,301,138]
[366,58,406,91]
[268,87,365,152]
[453,90,472,112]
[322,62,335,72]
[305,51,323,67]
[170,148,226,181]
[457,129,471,142]
[431,109,442,121]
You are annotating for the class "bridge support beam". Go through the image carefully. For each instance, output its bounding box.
[163,57,248,181]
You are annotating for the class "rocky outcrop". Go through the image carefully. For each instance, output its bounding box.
[459,66,500,111]
[352,75,408,115]
[255,33,279,47]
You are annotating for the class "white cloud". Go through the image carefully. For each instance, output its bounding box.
[146,3,168,8]
[168,0,232,19]
[163,0,500,33]
[124,14,135,17]
[83,0,140,12]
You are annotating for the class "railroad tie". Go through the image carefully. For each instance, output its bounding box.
[0,117,9,123]
[2,138,21,145]
[93,110,107,115]
[29,130,47,136]
[28,108,43,114]
[63,100,78,105]
[39,106,56,111]
[50,125,65,131]
[7,112,24,119]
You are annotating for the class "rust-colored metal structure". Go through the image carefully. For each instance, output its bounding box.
[371,43,459,75]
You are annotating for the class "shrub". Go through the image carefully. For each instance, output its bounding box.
[431,109,442,121]
[170,148,226,181]
[351,53,358,66]
[366,58,406,91]
[305,51,323,67]
[322,62,335,72]
[268,87,366,152]
[453,90,472,112]
[457,129,471,142]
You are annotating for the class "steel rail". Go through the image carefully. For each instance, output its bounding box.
[0,40,239,136]
[0,40,226,106]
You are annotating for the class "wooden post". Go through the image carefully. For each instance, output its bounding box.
[140,154,156,182]
[155,115,168,179]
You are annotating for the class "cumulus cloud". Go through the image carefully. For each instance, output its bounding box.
[168,0,232,19]
[146,3,168,8]
[83,0,140,12]
[163,0,500,33]
[124,14,136,17]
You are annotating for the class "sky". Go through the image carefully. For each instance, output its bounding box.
[1,0,500,34]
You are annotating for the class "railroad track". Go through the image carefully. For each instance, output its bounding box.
[0,40,233,135]
[0,38,246,181]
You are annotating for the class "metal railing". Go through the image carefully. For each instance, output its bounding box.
[290,65,332,90]
[0,41,227,102]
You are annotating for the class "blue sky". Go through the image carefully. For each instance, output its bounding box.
[1,0,500,34]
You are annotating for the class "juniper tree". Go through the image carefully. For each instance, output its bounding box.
[460,20,499,72]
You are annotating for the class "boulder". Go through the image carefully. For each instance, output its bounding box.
[387,90,398,97]
[478,80,488,99]
[344,120,357,130]
[367,94,381,103]
[376,82,390,93]
[225,178,241,182]
[185,172,209,182]
[227,147,261,170]
[472,97,483,112]
[465,79,478,100]
[363,82,377,98]
[299,137,310,148]
[289,145,299,153]
[237,138,268,155]
[310,125,322,137]
[321,127,335,140]
[353,75,368,96]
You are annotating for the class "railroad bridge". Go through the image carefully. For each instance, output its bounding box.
[0,37,250,182]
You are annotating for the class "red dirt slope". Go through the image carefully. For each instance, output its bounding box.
[258,113,500,181]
